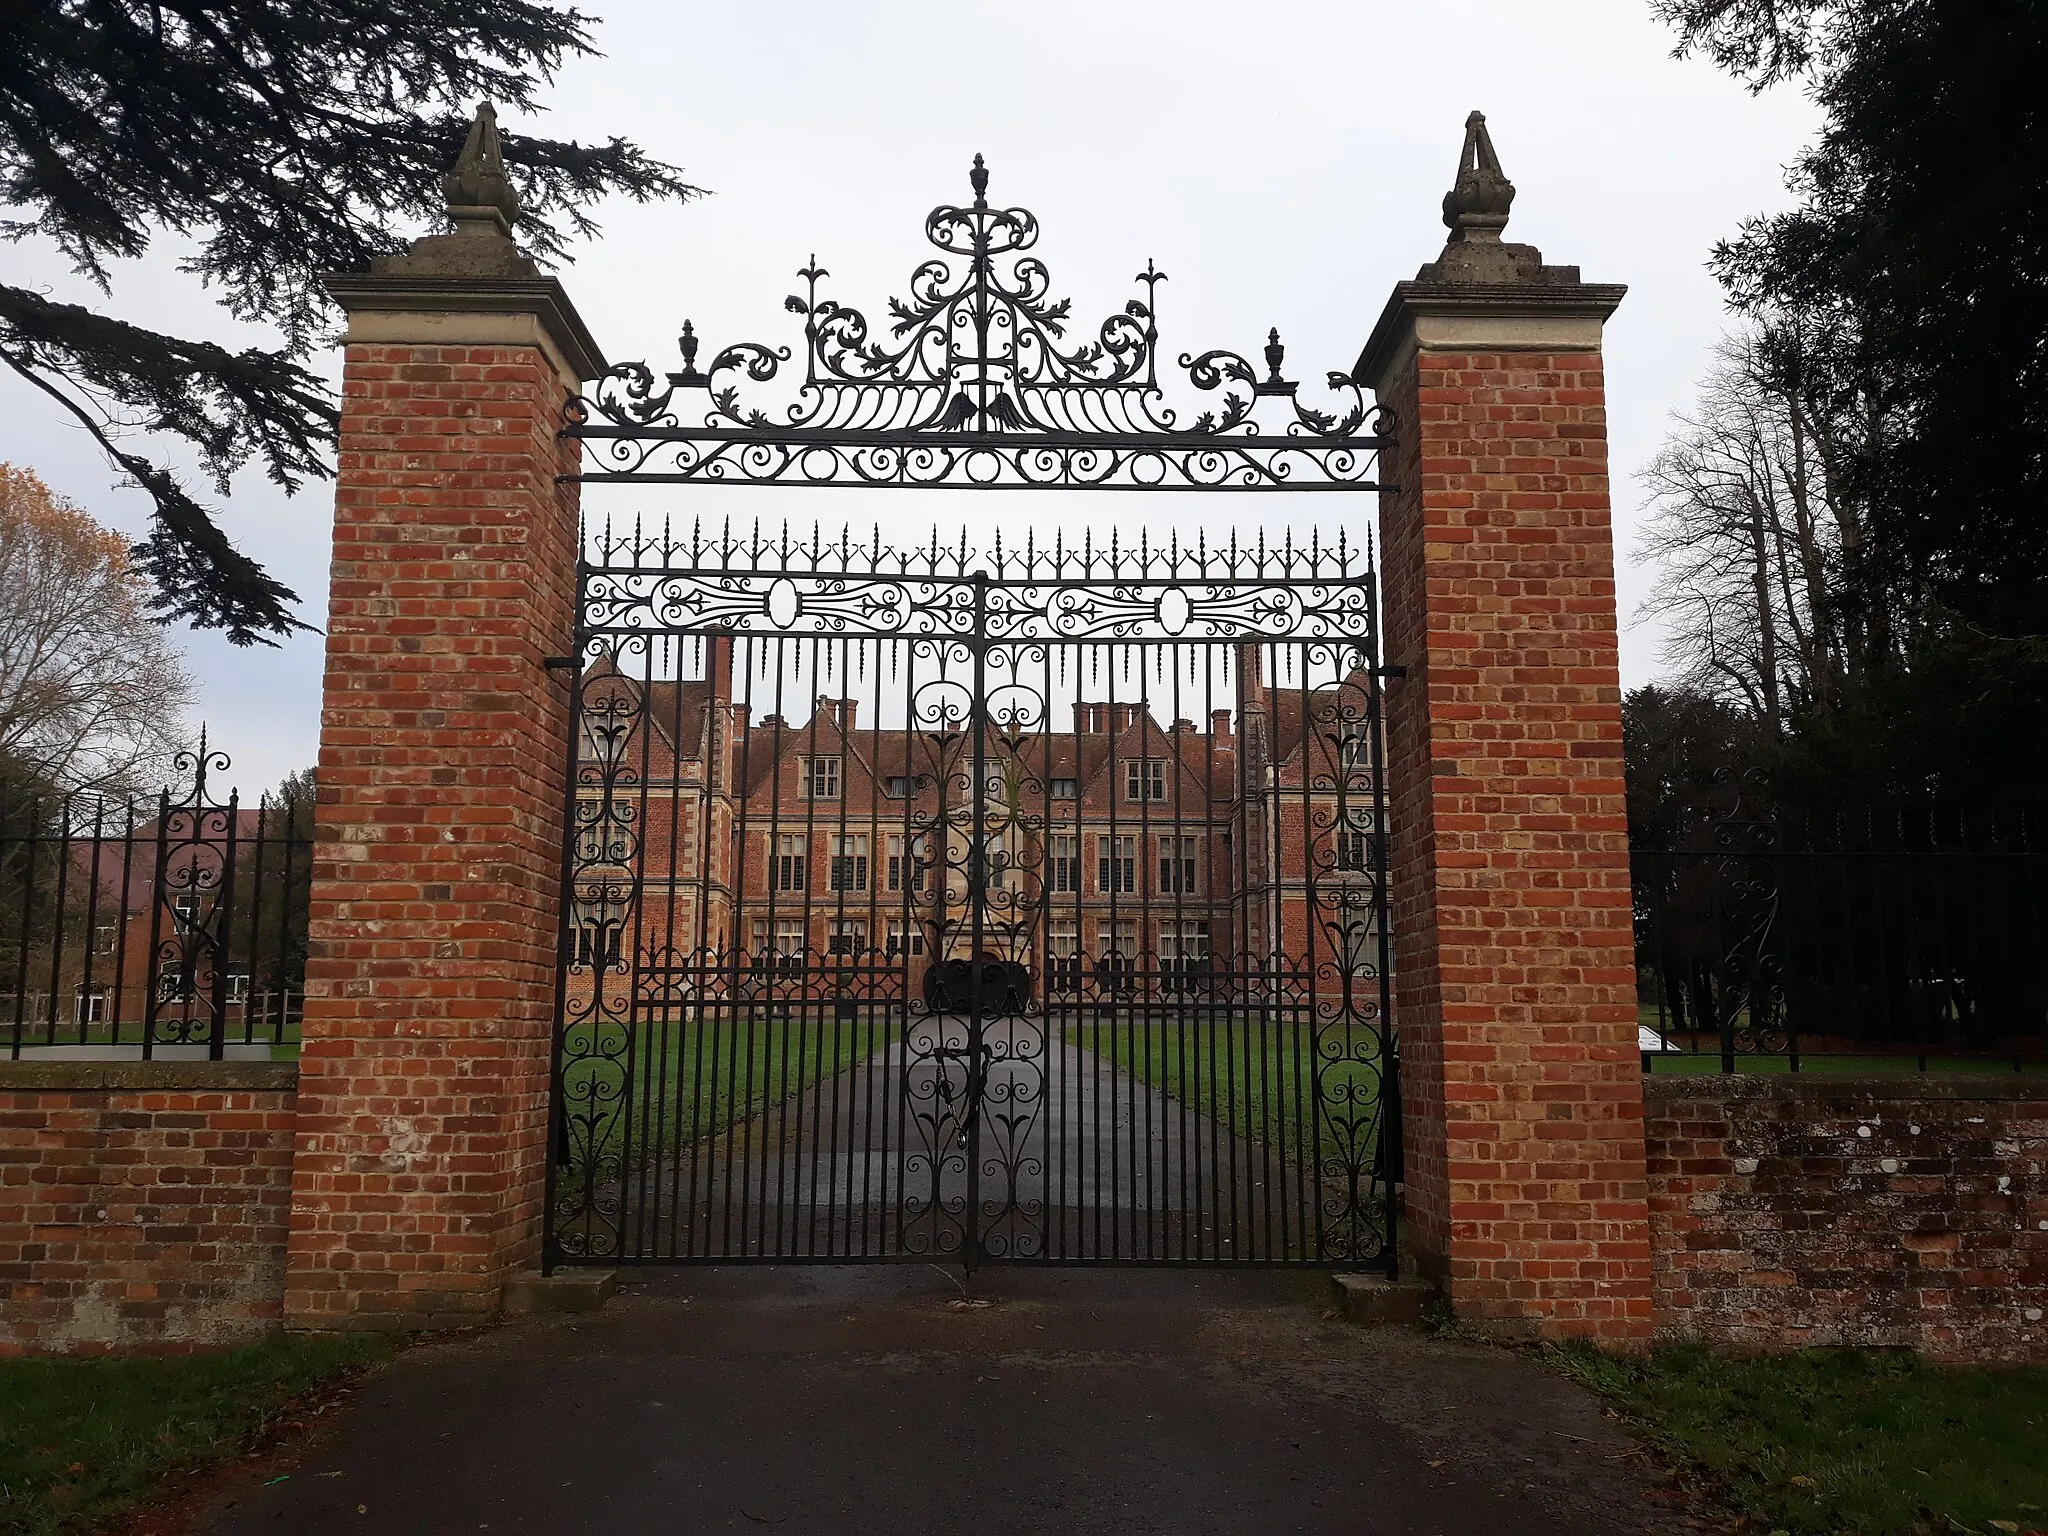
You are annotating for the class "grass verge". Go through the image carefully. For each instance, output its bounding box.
[1074,1012,1386,1170]
[1550,1341,2048,1536]
[0,1332,396,1536]
[560,1010,901,1165]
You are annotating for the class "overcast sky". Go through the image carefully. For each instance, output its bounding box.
[0,0,1820,798]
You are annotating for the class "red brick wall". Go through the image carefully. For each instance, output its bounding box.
[286,337,580,1330]
[1376,340,1651,1339]
[1648,1076,2048,1363]
[1,1063,296,1354]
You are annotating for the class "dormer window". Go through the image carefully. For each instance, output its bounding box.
[802,756,841,799]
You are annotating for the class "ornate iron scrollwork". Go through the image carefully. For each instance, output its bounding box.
[144,734,237,1053]
[580,518,1381,644]
[565,157,1389,491]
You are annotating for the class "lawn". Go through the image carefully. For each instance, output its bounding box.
[1071,1010,1390,1172]
[558,1005,901,1167]
[1552,1341,2048,1536]
[0,1332,395,1536]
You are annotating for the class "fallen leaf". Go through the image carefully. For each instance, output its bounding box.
[1789,1476,1817,1489]
[1427,1460,1446,1469]
[1988,1523,2018,1534]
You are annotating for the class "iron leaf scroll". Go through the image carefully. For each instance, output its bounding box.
[564,157,1389,491]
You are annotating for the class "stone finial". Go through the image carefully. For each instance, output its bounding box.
[443,102,522,238]
[367,101,538,279]
[1442,111,1514,241]
[1418,110,1574,286]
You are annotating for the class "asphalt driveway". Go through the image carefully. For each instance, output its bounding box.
[195,1267,1700,1536]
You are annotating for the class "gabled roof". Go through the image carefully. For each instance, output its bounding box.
[579,652,718,771]
[66,807,277,913]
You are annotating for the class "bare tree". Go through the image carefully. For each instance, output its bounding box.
[1633,326,1879,730]
[0,462,194,800]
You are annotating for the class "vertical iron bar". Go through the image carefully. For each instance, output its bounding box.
[111,801,137,1049]
[721,635,763,1258]
[209,790,240,1060]
[542,573,589,1275]
[78,798,108,1046]
[1368,634,1399,1278]
[241,792,271,1048]
[142,787,170,1060]
[965,570,988,1273]
[1293,644,1317,1264]
[42,794,72,1043]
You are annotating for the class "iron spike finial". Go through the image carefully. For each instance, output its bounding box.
[970,153,989,204]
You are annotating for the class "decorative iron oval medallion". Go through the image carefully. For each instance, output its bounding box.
[1157,586,1191,635]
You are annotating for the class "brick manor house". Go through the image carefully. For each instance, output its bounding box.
[568,639,1387,1002]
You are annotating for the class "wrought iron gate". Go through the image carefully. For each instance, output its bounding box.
[546,526,1395,1269]
[544,156,1398,1271]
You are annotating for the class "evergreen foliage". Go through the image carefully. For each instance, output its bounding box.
[1655,0,2048,639]
[1641,1,2048,818]
[0,0,699,643]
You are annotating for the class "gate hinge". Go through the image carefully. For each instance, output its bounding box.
[542,655,578,672]
[1374,665,1408,680]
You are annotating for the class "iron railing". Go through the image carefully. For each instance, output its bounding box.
[1,738,311,1060]
[1634,799,2048,1073]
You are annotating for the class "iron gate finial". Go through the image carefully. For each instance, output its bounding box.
[671,319,708,388]
[1255,328,1297,397]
